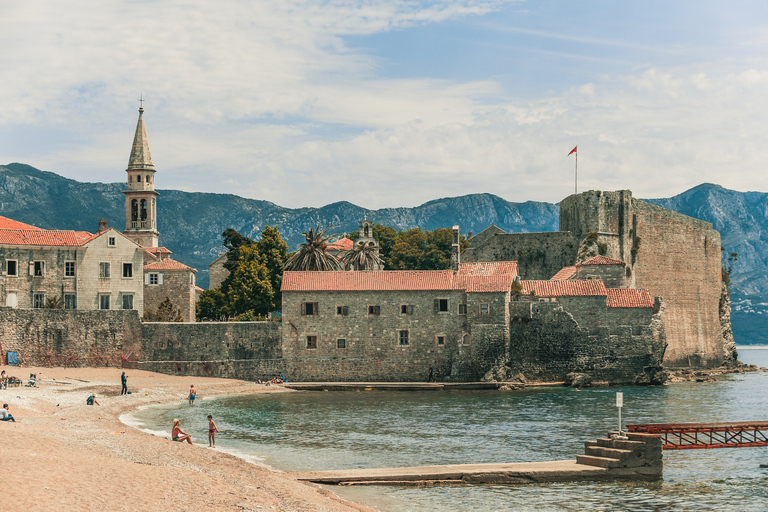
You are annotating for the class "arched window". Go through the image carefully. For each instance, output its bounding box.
[137,175,142,182]
[146,175,151,184]
[140,199,148,221]
[131,199,139,222]
[364,226,369,237]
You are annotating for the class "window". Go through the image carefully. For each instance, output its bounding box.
[122,294,133,310]
[401,304,414,315]
[64,294,76,310]
[458,303,467,315]
[437,336,445,346]
[99,262,110,278]
[336,306,348,316]
[108,237,116,246]
[6,260,17,276]
[99,295,110,310]
[398,330,409,345]
[479,303,489,316]
[435,298,449,312]
[337,338,346,349]
[137,175,142,182]
[368,305,380,315]
[33,293,45,308]
[302,302,318,316]
[65,261,76,277]
[462,334,470,345]
[123,263,133,278]
[306,336,317,349]
[148,273,159,285]
[34,261,45,277]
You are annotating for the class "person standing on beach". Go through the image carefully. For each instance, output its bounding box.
[189,384,196,405]
[120,371,128,395]
[207,415,219,447]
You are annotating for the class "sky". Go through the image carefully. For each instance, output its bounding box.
[1,0,768,209]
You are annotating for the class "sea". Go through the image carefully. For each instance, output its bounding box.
[123,348,768,511]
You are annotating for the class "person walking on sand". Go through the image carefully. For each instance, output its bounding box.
[207,415,219,447]
[1,403,15,422]
[120,371,128,395]
[171,418,192,444]
[188,384,196,405]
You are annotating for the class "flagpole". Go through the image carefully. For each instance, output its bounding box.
[575,151,578,194]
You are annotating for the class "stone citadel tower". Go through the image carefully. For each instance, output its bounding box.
[122,106,159,248]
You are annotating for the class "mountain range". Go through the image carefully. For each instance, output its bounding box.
[1,162,766,344]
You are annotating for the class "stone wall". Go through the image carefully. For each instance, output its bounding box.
[208,254,228,291]
[463,231,578,280]
[144,269,196,322]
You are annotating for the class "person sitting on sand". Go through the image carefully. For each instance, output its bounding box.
[1,403,15,422]
[172,418,193,444]
[86,395,100,406]
[0,370,6,389]
[208,415,219,448]
[27,373,36,387]
[188,384,196,405]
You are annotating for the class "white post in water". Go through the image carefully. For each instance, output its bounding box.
[616,392,624,433]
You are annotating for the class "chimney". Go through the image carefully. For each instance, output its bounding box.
[450,225,460,271]
[97,218,108,233]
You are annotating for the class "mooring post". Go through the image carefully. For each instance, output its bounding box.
[616,392,623,434]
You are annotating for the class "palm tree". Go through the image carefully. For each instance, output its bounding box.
[341,241,384,270]
[284,224,344,271]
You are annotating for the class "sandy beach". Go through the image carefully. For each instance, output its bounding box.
[0,367,375,512]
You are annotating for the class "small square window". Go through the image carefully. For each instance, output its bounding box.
[33,293,45,308]
[307,335,317,349]
[34,261,45,277]
[437,336,445,346]
[458,303,467,315]
[122,294,133,310]
[65,261,76,277]
[7,260,17,276]
[64,294,76,310]
[401,304,414,315]
[302,302,317,316]
[149,273,159,285]
[337,338,346,349]
[368,305,380,315]
[123,263,133,278]
[108,237,116,246]
[99,262,111,278]
[398,330,409,345]
[480,303,489,316]
[435,299,448,312]
[99,295,110,310]
[336,306,348,316]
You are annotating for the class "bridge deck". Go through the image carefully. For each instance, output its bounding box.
[627,422,768,450]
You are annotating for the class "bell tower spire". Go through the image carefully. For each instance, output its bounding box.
[123,102,160,247]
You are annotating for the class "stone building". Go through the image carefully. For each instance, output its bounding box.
[208,253,228,290]
[0,217,145,312]
[464,189,731,369]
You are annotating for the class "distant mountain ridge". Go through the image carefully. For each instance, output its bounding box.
[1,163,765,343]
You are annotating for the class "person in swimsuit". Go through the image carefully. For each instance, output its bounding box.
[188,384,196,406]
[207,415,219,448]
[171,418,192,444]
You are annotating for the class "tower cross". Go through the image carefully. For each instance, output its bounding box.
[139,94,144,109]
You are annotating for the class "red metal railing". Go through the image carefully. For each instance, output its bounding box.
[627,422,768,450]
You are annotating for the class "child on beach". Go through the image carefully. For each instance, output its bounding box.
[188,384,196,405]
[207,415,219,448]
[172,418,192,444]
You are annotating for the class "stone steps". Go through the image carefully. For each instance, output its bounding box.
[584,446,634,460]
[576,455,623,469]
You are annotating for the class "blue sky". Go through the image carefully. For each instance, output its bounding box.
[1,0,767,208]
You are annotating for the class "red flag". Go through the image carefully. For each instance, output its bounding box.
[568,146,577,156]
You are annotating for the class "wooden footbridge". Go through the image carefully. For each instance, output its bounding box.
[627,421,768,450]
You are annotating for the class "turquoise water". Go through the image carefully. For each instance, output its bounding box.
[127,350,768,511]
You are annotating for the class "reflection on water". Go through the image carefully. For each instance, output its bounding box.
[129,359,768,511]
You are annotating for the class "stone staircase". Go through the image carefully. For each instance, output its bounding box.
[576,431,663,479]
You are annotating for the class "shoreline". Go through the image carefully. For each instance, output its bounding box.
[0,366,375,512]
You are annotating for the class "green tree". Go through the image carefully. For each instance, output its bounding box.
[388,228,427,270]
[196,289,228,321]
[143,297,184,322]
[341,240,384,270]
[255,226,289,304]
[228,245,275,317]
[349,223,397,264]
[284,224,344,271]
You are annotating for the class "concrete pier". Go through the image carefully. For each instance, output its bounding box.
[292,432,662,486]
[281,381,564,391]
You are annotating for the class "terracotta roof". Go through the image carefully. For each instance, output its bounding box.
[195,286,204,293]
[459,275,516,293]
[283,270,456,291]
[550,266,577,280]
[144,258,196,272]
[521,280,608,297]
[458,261,518,277]
[325,238,354,251]
[0,216,41,230]
[577,255,625,266]
[0,228,95,247]
[606,288,653,308]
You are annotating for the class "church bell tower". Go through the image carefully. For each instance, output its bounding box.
[123,105,159,247]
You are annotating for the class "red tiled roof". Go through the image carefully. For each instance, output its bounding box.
[144,258,196,272]
[195,286,204,293]
[460,275,517,293]
[521,280,608,297]
[458,261,518,277]
[283,270,456,291]
[606,288,653,308]
[550,266,577,280]
[0,216,41,230]
[325,238,354,251]
[0,228,94,247]
[577,255,625,266]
